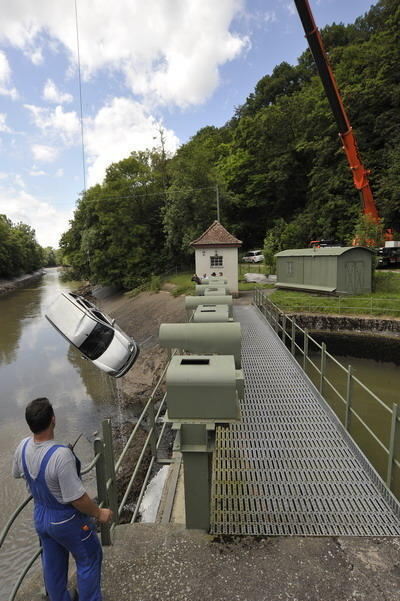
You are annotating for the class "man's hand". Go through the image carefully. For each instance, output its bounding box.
[97,508,113,524]
[72,493,113,523]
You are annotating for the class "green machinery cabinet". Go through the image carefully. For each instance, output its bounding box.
[193,304,230,323]
[166,355,241,420]
[165,354,242,530]
[204,286,229,296]
[195,284,229,296]
[159,322,242,368]
[185,295,233,318]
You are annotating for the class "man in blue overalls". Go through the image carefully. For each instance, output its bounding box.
[13,397,113,601]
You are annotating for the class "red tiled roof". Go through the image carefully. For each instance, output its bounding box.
[191,221,242,248]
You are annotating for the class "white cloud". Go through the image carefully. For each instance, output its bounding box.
[0,50,18,99]
[55,168,64,177]
[0,181,73,247]
[85,97,179,185]
[0,113,11,132]
[29,169,46,176]
[263,11,277,24]
[26,47,44,65]
[0,1,247,108]
[285,2,296,16]
[32,144,59,163]
[43,79,73,104]
[25,104,80,145]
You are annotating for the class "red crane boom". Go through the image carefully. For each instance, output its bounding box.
[293,0,381,223]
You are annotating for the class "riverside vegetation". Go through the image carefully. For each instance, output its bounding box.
[0,215,58,279]
[59,0,400,290]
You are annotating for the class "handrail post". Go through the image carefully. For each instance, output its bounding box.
[303,328,309,371]
[94,437,111,546]
[387,403,399,490]
[345,365,353,431]
[148,400,158,459]
[319,342,326,395]
[102,419,118,538]
[291,318,296,355]
[282,314,287,346]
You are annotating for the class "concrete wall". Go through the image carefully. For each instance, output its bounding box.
[194,247,239,295]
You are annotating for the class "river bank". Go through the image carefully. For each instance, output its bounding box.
[0,270,45,296]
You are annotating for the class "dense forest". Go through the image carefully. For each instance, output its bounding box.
[0,215,57,279]
[61,0,400,288]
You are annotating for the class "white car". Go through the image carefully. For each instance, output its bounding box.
[242,250,264,263]
[45,292,139,377]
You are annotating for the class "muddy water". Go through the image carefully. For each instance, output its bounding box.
[0,269,130,600]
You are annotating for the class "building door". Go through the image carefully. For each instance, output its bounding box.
[344,261,364,294]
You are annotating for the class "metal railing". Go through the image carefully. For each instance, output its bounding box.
[272,296,400,317]
[254,289,400,496]
[0,353,172,601]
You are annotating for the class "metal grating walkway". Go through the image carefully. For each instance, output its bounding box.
[210,304,400,536]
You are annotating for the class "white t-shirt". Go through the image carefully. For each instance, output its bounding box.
[13,437,85,504]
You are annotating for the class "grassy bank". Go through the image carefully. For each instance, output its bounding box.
[163,269,273,296]
[272,271,400,318]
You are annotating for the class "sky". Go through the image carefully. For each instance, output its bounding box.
[0,0,375,248]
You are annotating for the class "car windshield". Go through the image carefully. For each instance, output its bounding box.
[79,321,115,360]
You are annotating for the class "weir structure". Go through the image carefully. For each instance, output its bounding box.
[3,289,400,600]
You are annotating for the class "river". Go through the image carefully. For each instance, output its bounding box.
[0,269,130,601]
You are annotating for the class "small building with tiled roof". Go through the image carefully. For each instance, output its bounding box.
[191,221,242,295]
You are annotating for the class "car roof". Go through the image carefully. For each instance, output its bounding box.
[46,292,100,346]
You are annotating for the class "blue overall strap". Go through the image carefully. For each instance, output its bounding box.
[22,442,72,510]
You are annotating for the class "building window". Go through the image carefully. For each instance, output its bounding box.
[287,261,293,275]
[210,254,223,268]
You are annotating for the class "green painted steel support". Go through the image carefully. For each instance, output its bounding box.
[320,342,326,395]
[345,365,353,432]
[102,419,118,540]
[179,424,214,530]
[387,403,399,489]
[94,437,111,546]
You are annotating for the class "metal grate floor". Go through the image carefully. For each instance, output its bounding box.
[210,304,400,536]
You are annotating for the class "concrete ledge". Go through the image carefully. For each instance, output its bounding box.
[102,523,400,601]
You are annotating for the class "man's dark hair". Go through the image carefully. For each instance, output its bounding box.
[25,398,54,434]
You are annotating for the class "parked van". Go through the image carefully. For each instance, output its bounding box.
[45,293,139,377]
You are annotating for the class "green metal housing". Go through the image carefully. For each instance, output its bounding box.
[195,284,230,296]
[159,322,242,367]
[204,286,229,296]
[275,247,374,294]
[193,305,230,323]
[185,295,233,317]
[166,355,241,420]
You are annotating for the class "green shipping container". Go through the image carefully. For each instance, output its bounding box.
[275,247,374,295]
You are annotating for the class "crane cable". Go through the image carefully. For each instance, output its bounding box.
[74,0,86,193]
